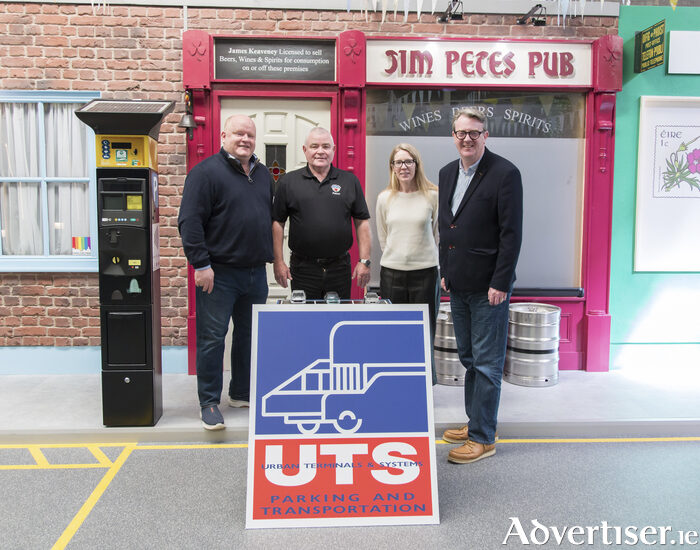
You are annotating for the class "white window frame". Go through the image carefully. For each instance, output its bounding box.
[0,90,100,272]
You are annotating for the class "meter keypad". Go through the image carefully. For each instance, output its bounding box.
[101,139,111,160]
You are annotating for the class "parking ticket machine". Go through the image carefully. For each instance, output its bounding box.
[76,99,173,427]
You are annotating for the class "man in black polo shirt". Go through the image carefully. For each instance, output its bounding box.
[272,127,371,300]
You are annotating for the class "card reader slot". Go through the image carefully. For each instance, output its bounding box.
[101,179,144,192]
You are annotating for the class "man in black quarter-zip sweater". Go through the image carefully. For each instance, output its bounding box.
[178,114,273,430]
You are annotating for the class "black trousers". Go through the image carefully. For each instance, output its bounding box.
[380,265,439,384]
[290,253,351,301]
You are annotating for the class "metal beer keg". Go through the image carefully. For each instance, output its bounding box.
[504,302,561,387]
[434,303,464,386]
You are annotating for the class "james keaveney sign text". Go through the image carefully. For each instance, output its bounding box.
[215,38,335,82]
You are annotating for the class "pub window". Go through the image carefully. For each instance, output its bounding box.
[365,89,587,291]
[0,91,100,272]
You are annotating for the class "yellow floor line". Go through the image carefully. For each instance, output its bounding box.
[0,463,108,471]
[437,436,700,444]
[0,443,136,450]
[136,443,249,450]
[0,436,696,466]
[136,437,700,450]
[87,445,113,467]
[27,445,50,467]
[51,444,135,550]
[129,437,700,450]
[496,436,700,443]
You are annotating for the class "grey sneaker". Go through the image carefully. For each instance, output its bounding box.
[200,405,225,430]
[228,397,250,408]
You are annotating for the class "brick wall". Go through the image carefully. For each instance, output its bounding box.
[0,3,618,348]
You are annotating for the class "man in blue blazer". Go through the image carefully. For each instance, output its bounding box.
[439,107,523,464]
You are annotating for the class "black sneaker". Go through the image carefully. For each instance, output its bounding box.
[200,405,225,430]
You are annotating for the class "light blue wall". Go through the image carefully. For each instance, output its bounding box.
[610,6,700,367]
[0,346,187,375]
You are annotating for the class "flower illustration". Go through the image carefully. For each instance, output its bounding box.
[661,137,700,193]
[688,148,700,174]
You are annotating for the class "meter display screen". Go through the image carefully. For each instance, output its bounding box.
[111,142,132,149]
[103,195,123,210]
[126,195,143,211]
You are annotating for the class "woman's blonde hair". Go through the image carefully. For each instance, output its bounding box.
[385,143,437,196]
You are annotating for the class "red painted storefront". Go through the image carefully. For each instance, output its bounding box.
[181,29,623,375]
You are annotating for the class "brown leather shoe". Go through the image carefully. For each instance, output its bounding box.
[442,425,469,443]
[448,440,496,464]
[442,425,498,444]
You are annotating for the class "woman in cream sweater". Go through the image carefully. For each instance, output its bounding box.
[376,143,440,379]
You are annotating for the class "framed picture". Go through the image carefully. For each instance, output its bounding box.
[634,96,700,272]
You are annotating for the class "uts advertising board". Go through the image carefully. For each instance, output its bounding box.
[246,304,440,529]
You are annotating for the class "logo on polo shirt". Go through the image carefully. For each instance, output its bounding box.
[331,184,341,195]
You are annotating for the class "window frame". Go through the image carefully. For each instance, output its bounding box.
[0,90,100,272]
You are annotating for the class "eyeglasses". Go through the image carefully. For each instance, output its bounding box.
[391,159,415,168]
[453,130,485,141]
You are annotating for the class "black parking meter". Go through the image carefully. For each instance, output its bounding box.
[76,99,173,427]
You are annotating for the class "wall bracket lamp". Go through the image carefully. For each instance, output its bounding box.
[437,0,463,23]
[517,3,547,26]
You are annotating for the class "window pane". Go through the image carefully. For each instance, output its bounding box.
[0,103,41,177]
[266,144,287,190]
[48,181,90,255]
[365,89,586,289]
[44,103,91,178]
[0,181,43,254]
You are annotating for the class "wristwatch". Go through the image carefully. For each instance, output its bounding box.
[359,258,371,267]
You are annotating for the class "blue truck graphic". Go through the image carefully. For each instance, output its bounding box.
[261,320,428,435]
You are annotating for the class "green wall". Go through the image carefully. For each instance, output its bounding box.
[611,6,700,358]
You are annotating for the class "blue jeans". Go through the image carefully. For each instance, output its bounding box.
[450,288,511,445]
[195,264,268,407]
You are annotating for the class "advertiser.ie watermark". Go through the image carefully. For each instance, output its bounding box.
[503,518,699,546]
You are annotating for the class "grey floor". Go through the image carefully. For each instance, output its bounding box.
[2,365,700,548]
[2,440,700,549]
[2,363,700,442]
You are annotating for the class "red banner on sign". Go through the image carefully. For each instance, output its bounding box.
[251,436,434,521]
